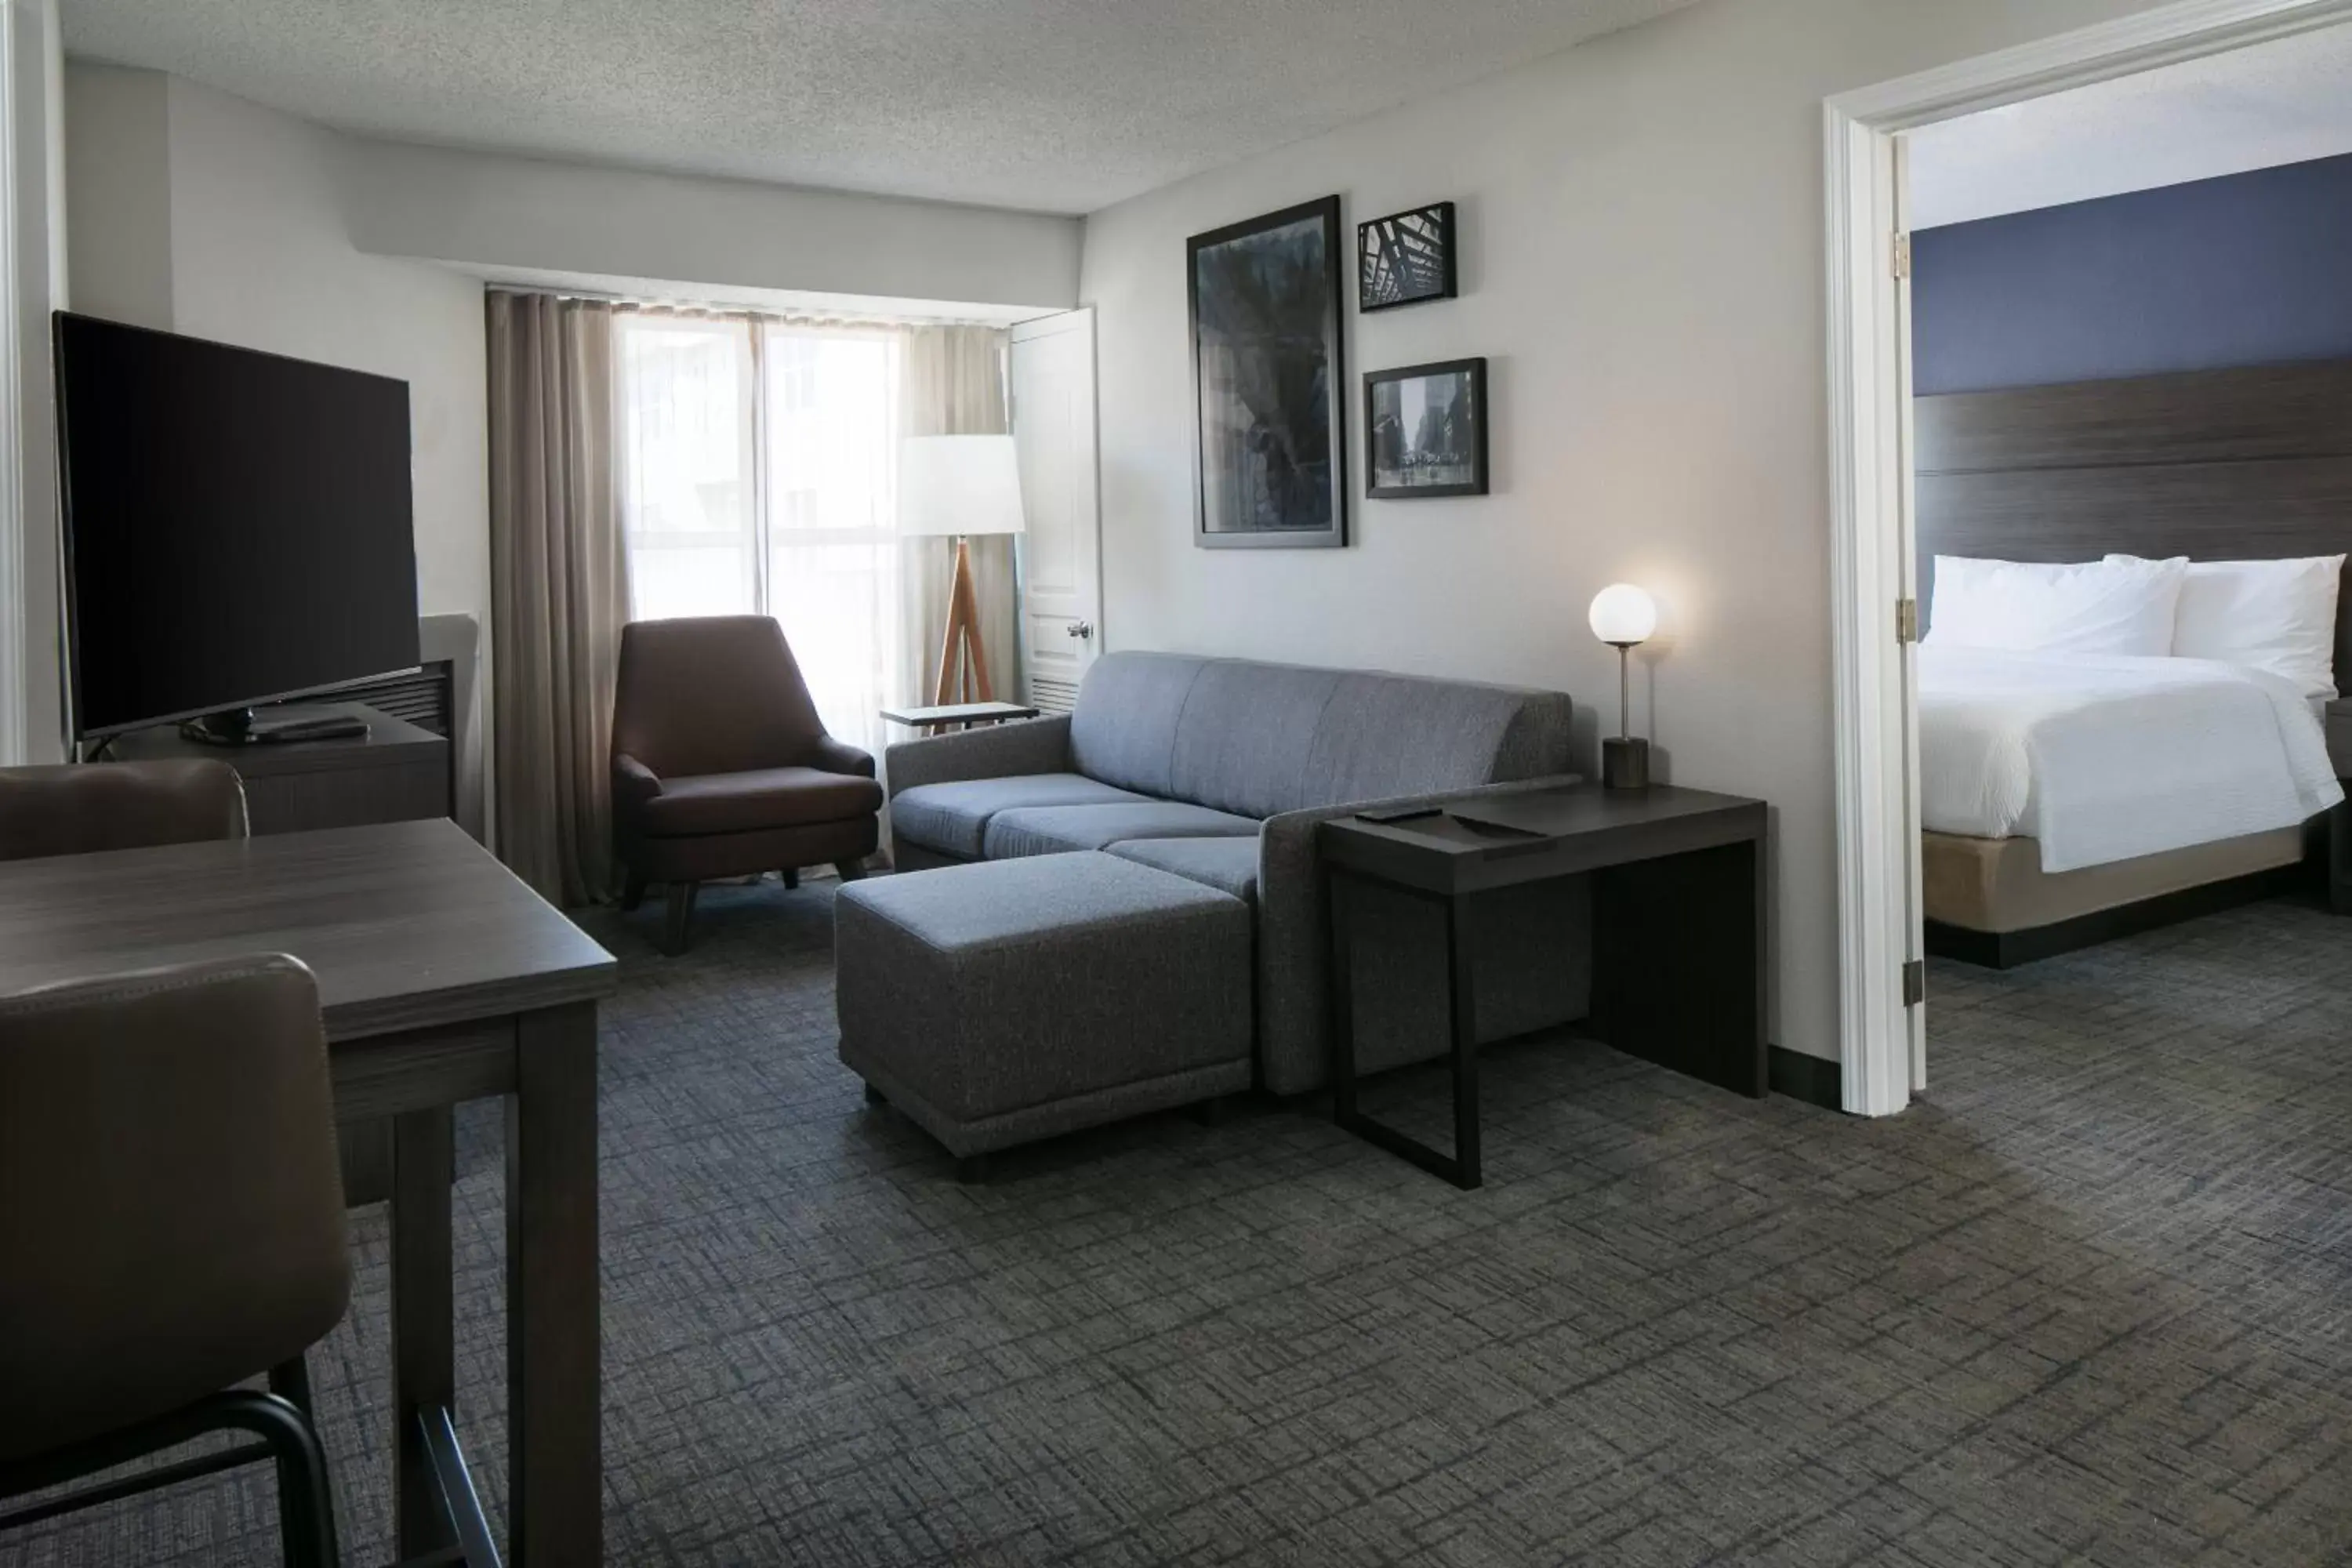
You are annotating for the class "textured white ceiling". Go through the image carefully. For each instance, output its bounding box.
[1908,22,2352,230]
[62,0,1701,215]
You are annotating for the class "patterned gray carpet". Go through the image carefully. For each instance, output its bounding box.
[8,880,2351,1566]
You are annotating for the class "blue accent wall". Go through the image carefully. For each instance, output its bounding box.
[1911,150,2352,396]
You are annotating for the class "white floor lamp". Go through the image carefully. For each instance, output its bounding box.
[900,435,1027,705]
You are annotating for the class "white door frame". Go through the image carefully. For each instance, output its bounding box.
[0,0,27,768]
[1824,0,2352,1116]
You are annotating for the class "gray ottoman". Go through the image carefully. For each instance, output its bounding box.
[836,851,1253,1176]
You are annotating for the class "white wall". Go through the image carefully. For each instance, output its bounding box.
[5,0,66,764]
[62,62,168,327]
[338,138,1082,311]
[1081,0,2175,1063]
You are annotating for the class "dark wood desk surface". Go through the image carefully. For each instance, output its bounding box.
[0,817,614,1040]
[0,818,615,1565]
[1320,782,1766,895]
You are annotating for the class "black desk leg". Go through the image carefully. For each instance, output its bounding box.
[1326,862,1359,1125]
[1327,864,1483,1190]
[390,1106,456,1562]
[1446,893,1483,1189]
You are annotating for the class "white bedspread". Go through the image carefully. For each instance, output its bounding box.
[1917,646,2344,873]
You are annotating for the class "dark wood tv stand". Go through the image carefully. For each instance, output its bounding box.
[107,700,452,834]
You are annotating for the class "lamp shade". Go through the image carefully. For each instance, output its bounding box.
[899,434,1026,537]
[1588,583,1657,646]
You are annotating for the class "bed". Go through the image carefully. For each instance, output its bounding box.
[1914,359,2352,967]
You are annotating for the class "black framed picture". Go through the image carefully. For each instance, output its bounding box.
[1365,358,1487,499]
[1187,196,1348,550]
[1357,201,1457,311]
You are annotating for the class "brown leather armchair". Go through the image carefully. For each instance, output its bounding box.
[0,759,248,862]
[612,615,884,952]
[0,954,349,1566]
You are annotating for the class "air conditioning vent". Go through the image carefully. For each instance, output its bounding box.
[1032,676,1079,715]
[330,662,454,735]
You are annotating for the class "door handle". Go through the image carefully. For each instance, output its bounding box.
[1067,621,1094,640]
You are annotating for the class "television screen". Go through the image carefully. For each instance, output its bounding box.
[54,312,420,739]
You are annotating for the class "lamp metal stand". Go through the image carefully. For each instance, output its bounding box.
[1602,640,1650,791]
[933,534,996,705]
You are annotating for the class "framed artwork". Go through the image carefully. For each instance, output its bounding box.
[1357,201,1457,311]
[1188,196,1348,549]
[1364,358,1487,499]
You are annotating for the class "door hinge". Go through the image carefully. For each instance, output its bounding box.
[1895,597,1919,644]
[1892,231,1912,280]
[1902,959,1926,1007]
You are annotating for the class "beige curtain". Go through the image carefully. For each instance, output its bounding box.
[900,325,1018,705]
[487,292,628,906]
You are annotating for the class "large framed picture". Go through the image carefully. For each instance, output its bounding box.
[1365,358,1488,499]
[1357,201,1457,311]
[1188,196,1348,549]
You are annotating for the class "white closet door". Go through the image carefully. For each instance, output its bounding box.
[1010,308,1101,713]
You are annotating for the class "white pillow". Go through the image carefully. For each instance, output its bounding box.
[1927,554,2185,656]
[2107,554,2344,699]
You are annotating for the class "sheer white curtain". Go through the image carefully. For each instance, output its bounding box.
[615,310,906,764]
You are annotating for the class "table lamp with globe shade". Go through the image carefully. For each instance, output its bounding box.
[1588,583,1657,791]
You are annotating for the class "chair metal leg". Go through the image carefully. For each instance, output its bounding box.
[245,1391,340,1568]
[0,1388,339,1568]
[619,869,647,912]
[779,867,800,891]
[268,1356,314,1421]
[833,858,869,883]
[663,881,699,953]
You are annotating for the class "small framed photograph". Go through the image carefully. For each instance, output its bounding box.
[1365,358,1487,499]
[1357,201,1457,311]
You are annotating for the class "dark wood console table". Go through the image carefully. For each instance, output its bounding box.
[107,701,451,835]
[1320,782,1767,1189]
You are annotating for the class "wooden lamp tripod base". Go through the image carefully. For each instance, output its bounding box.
[933,535,996,704]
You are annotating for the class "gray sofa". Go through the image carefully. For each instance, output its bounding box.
[884,651,1592,1094]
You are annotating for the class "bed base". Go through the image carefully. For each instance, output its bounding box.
[1926,862,2314,970]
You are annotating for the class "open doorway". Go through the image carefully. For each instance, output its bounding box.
[1824,0,2352,1114]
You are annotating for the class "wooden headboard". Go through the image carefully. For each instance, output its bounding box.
[1915,359,2352,681]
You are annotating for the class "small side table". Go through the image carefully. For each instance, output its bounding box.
[1319,782,1766,1189]
[880,700,1040,735]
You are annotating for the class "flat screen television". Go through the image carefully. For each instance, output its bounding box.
[54,311,421,743]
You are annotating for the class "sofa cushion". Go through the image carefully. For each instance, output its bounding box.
[1168,662,1341,820]
[641,766,884,837]
[1068,652,1206,798]
[1296,672,1573,807]
[1105,836,1261,904]
[891,773,1146,859]
[1065,652,1575,819]
[983,801,1261,859]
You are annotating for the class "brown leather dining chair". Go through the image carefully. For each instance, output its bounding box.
[612,615,884,953]
[0,953,350,1566]
[0,758,249,861]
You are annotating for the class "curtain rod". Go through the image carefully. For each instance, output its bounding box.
[480,279,1011,331]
